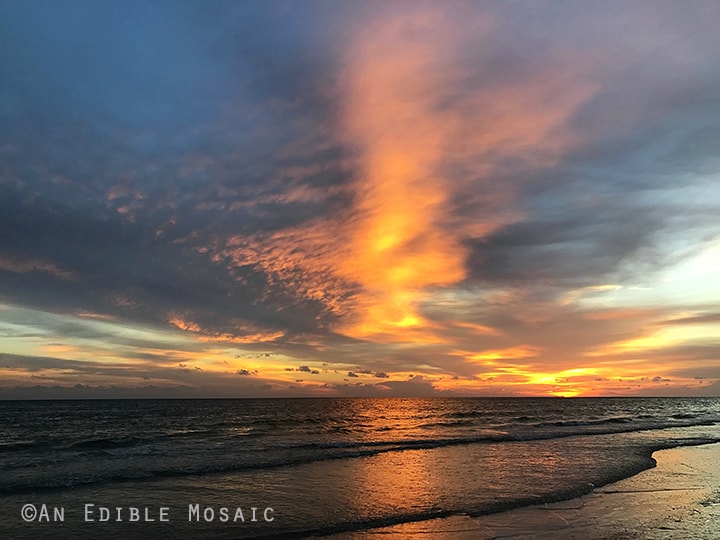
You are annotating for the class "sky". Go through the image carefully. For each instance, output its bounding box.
[2,0,720,399]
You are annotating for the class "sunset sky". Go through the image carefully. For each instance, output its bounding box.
[2,1,720,398]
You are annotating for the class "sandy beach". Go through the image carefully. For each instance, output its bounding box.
[329,442,720,539]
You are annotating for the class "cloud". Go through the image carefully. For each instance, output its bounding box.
[333,375,444,397]
[658,313,720,326]
[464,205,667,287]
[296,365,320,375]
[2,2,720,396]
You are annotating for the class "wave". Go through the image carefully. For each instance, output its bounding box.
[2,428,243,456]
[66,436,145,451]
[0,441,52,453]
[3,417,718,495]
[237,439,720,540]
[441,410,489,419]
[417,420,481,429]
[532,416,633,428]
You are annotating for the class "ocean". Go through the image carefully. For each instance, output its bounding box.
[2,397,720,539]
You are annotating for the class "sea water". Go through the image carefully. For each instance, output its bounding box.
[2,397,720,538]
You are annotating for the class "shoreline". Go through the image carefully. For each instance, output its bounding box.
[327,442,720,539]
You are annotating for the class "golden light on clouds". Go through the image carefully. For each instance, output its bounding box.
[201,7,601,353]
[466,346,542,365]
[0,256,77,281]
[338,11,467,338]
[4,3,720,399]
[168,315,285,344]
[330,7,597,343]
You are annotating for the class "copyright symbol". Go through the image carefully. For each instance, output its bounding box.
[21,504,37,522]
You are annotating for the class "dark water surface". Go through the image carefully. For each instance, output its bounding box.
[2,397,720,538]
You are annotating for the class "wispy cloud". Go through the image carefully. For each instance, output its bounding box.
[2,1,720,397]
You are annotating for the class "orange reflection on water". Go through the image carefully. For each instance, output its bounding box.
[347,443,450,515]
[338,399,454,514]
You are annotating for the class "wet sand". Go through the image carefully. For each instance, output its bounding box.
[328,442,720,539]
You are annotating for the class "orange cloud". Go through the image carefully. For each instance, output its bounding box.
[336,11,470,338]
[0,256,77,281]
[209,6,596,355]
[168,314,285,344]
[219,222,351,317]
[335,7,594,341]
